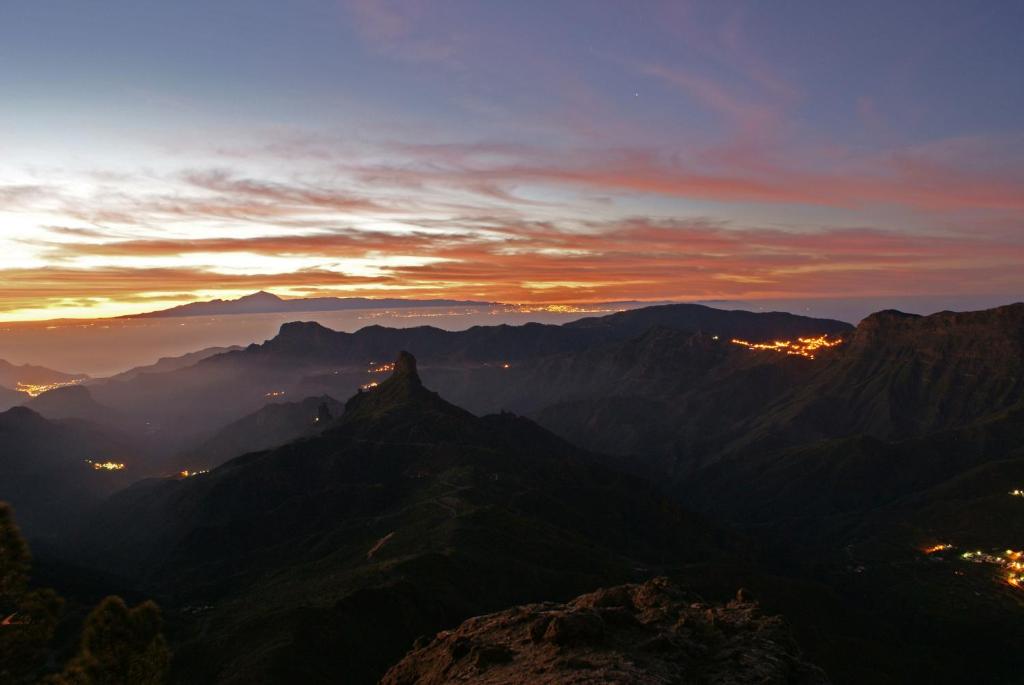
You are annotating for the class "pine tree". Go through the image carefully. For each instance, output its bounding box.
[0,502,64,684]
[50,596,170,685]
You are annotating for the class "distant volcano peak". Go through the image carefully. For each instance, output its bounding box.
[244,290,283,301]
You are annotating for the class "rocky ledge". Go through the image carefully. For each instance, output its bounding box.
[381,577,828,684]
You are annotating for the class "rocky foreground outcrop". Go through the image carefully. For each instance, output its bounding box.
[381,577,828,684]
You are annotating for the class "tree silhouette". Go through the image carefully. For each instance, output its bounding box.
[0,502,64,684]
[50,596,170,685]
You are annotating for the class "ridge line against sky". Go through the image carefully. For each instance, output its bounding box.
[1,0,1022,321]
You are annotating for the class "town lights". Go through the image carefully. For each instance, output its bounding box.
[86,460,125,471]
[16,379,83,397]
[730,335,843,360]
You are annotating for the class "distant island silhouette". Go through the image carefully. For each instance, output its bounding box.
[124,290,497,319]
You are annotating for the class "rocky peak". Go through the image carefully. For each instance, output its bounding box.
[262,321,340,356]
[275,320,333,339]
[341,351,446,423]
[392,350,420,385]
[847,303,1024,357]
[382,577,828,684]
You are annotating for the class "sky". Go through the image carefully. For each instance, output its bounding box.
[1,0,1022,321]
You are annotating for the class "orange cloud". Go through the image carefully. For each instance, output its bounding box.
[4,123,1023,322]
[5,217,1021,320]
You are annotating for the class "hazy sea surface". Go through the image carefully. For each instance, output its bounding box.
[0,306,623,377]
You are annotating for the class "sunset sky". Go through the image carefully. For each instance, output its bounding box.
[1,1,1022,321]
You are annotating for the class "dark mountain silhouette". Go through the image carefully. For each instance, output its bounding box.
[0,359,88,410]
[0,383,25,411]
[0,406,139,540]
[125,290,494,318]
[750,303,1024,443]
[371,303,1024,682]
[104,345,244,382]
[72,353,735,684]
[72,303,850,461]
[25,384,123,428]
[241,302,850,366]
[691,400,1024,532]
[451,303,1024,473]
[382,577,827,685]
[180,394,343,471]
[19,301,1024,683]
[56,302,1021,495]
[432,325,827,467]
[565,302,850,340]
[645,309,1024,685]
[0,358,87,389]
[676,400,1024,685]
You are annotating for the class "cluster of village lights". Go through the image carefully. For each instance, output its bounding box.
[730,335,843,359]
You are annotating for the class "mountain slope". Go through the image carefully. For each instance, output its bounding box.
[566,302,850,340]
[25,384,123,427]
[494,304,1024,472]
[431,326,830,471]
[0,358,87,410]
[690,401,1024,530]
[0,407,140,540]
[72,352,735,684]
[104,345,244,382]
[743,303,1024,446]
[0,358,87,389]
[179,394,343,471]
[0,383,25,411]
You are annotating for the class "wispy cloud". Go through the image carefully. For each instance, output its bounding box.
[5,211,1020,319]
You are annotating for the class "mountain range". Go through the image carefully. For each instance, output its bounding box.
[5,299,1023,683]
[0,359,88,410]
[70,353,735,683]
